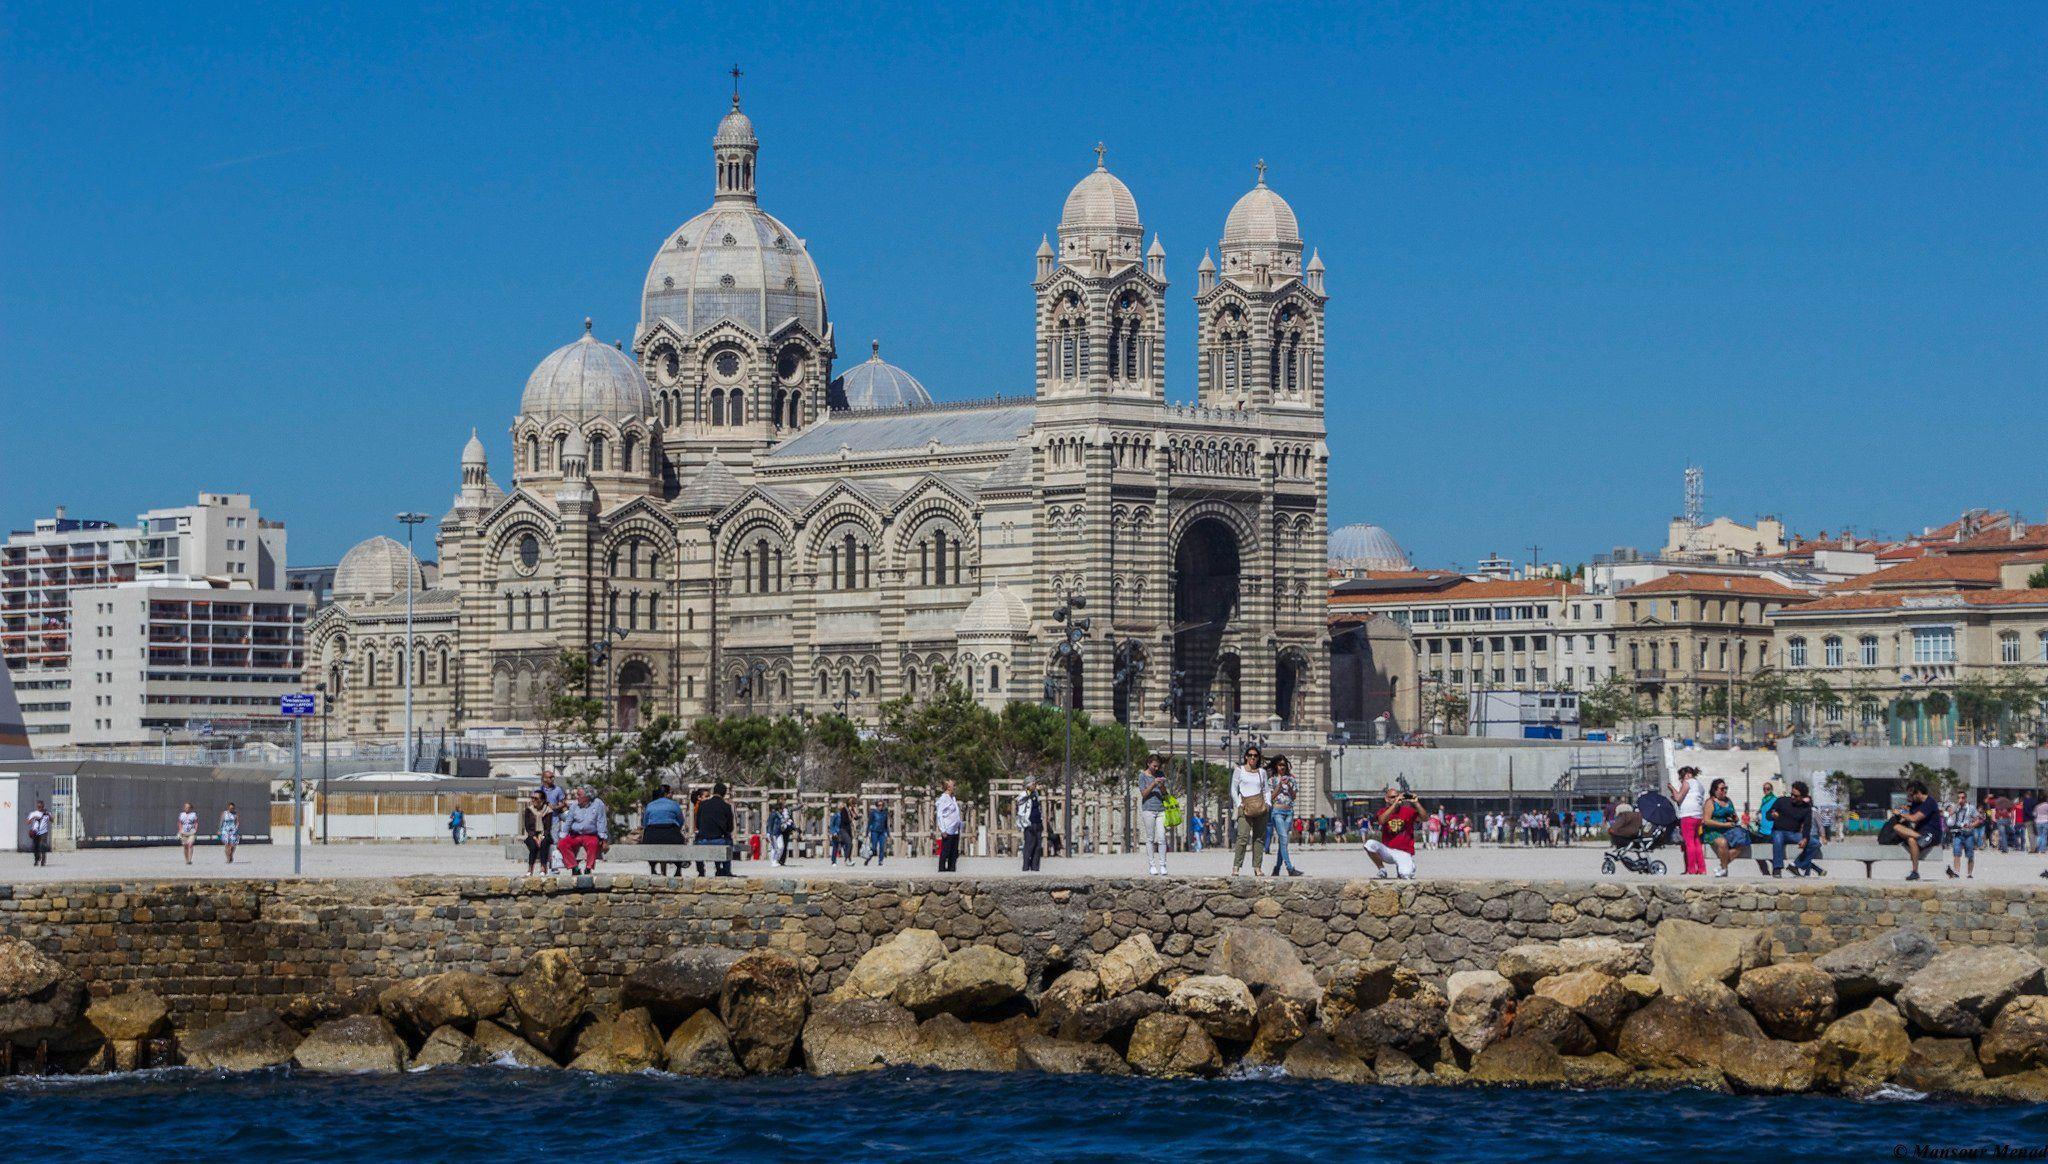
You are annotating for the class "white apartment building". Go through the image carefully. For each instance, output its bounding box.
[69,580,308,746]
[0,493,294,746]
[1330,573,1577,694]
[1558,593,1620,690]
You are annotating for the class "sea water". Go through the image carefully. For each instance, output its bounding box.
[4,1067,2046,1162]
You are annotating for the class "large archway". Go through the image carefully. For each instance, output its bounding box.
[616,659,654,729]
[1172,517,1241,723]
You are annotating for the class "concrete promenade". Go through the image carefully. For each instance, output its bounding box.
[11,836,2048,887]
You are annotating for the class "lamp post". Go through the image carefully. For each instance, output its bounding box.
[394,512,429,771]
[738,661,766,719]
[1050,596,1090,857]
[1114,638,1144,852]
[315,679,330,843]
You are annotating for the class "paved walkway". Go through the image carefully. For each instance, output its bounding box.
[11,837,2048,887]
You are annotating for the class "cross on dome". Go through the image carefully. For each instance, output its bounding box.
[1094,142,1106,169]
[730,64,743,109]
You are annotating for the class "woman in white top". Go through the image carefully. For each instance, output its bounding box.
[219,803,240,865]
[1229,745,1270,877]
[1669,765,1707,875]
[177,802,200,865]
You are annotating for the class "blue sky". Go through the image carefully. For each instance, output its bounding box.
[3,2,2043,569]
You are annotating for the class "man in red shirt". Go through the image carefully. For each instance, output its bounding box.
[1365,784,1421,879]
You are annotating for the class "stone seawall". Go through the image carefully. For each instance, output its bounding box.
[4,874,2045,1019]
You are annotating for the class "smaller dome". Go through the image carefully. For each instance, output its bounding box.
[461,428,487,466]
[1329,523,1411,573]
[520,321,655,423]
[334,535,426,602]
[715,106,756,146]
[829,341,933,411]
[1222,175,1301,250]
[957,584,1030,636]
[1060,153,1142,238]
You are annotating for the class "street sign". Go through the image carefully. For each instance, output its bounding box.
[279,693,320,717]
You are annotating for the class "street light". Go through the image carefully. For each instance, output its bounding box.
[315,679,329,843]
[737,661,767,718]
[1114,638,1145,852]
[1050,595,1090,857]
[395,512,429,771]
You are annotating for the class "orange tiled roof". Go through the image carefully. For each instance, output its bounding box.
[1615,572,1807,599]
[1777,588,2048,616]
[1826,553,2011,592]
[1944,525,2048,555]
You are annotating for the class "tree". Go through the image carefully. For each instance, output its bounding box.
[1954,676,2005,741]
[691,714,806,788]
[879,679,1004,800]
[535,649,602,775]
[1424,685,1470,733]
[1745,670,1792,735]
[1579,674,1645,731]
[1900,760,1965,800]
[580,712,693,822]
[2028,563,2048,589]
[1806,677,1842,736]
[1822,769,1863,808]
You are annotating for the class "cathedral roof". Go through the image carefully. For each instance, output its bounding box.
[520,324,655,423]
[334,535,426,602]
[1061,163,1141,236]
[461,429,487,466]
[957,584,1030,636]
[766,400,1035,460]
[977,443,1036,494]
[828,341,933,411]
[1222,175,1301,251]
[1328,523,1411,572]
[674,459,746,512]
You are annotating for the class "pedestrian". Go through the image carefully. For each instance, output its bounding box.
[640,784,686,875]
[935,780,963,872]
[863,801,890,866]
[556,785,608,873]
[1364,784,1420,879]
[1018,779,1044,872]
[1267,755,1303,877]
[2034,796,2048,855]
[177,802,199,865]
[1765,781,1823,877]
[1229,745,1271,877]
[1947,788,1982,880]
[1190,813,1206,853]
[1670,765,1706,875]
[1754,781,1777,851]
[219,802,240,864]
[1884,781,1940,881]
[1139,754,1170,875]
[766,803,792,866]
[518,790,550,875]
[537,769,567,871]
[828,800,853,865]
[25,800,51,867]
[694,782,736,877]
[447,807,465,844]
[1703,778,1750,878]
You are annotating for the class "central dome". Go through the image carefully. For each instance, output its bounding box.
[1329,523,1412,573]
[829,341,932,411]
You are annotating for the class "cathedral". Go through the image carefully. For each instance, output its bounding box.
[307,92,1333,767]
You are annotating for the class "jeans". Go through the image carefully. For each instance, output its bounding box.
[2035,822,2048,854]
[829,834,851,863]
[866,830,887,864]
[938,832,960,872]
[1770,829,1816,873]
[1021,826,1042,871]
[694,835,733,877]
[1140,808,1167,871]
[1269,808,1299,873]
[29,833,49,866]
[1232,812,1268,873]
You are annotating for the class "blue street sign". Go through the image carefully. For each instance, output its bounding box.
[280,693,320,717]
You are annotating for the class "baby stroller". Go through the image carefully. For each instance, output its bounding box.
[1601,790,1678,875]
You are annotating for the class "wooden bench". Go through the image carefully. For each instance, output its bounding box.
[501,841,735,873]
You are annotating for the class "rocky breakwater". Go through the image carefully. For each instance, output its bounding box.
[10,919,2048,1100]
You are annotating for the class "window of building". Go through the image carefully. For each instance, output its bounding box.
[1510,636,1526,652]
[1513,667,1527,684]
[1911,626,1956,665]
[1860,636,1879,666]
[2001,632,2021,664]
[1787,637,1808,668]
[1491,668,1505,684]
[1534,667,1548,683]
[1823,637,1842,668]
[1532,635,1547,651]
[2039,631,2048,663]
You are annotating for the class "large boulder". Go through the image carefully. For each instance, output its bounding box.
[911,1014,1014,1072]
[1497,937,1645,992]
[379,971,510,1041]
[181,1008,302,1072]
[1614,983,1764,1072]
[622,948,746,1025]
[1533,970,1638,1047]
[801,998,924,1075]
[0,938,85,1048]
[1736,962,1838,1042]
[1333,998,1448,1062]
[722,949,808,1073]
[508,949,590,1057]
[1897,947,2046,1038]
[1900,1036,1985,1093]
[1813,929,1938,1005]
[1562,1052,1635,1088]
[1469,1035,1568,1086]
[1018,1034,1132,1076]
[1058,992,1167,1046]
[1650,919,1770,996]
[1125,1012,1221,1078]
[568,1006,665,1074]
[86,990,170,1043]
[1036,969,1102,1034]
[1245,990,1315,1065]
[1321,959,1437,1030]
[1166,975,1258,1043]
[1980,996,2048,1077]
[1097,934,1169,997]
[1509,995,1598,1057]
[414,1025,489,1068]
[895,946,1027,1019]
[830,930,945,1003]
[664,1009,741,1078]
[1281,1033,1374,1084]
[1820,998,1911,1090]
[1445,970,1515,1054]
[472,1020,557,1068]
[293,1015,409,1075]
[1722,1038,1835,1095]
[1207,926,1317,998]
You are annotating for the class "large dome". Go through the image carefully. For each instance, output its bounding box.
[334,535,426,602]
[519,324,655,423]
[829,341,932,411]
[1329,523,1412,573]
[1222,179,1301,250]
[1060,165,1142,237]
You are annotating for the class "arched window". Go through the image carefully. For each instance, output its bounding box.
[1860,636,1880,666]
[906,669,919,697]
[525,434,540,474]
[363,648,378,688]
[622,436,637,472]
[1787,637,1808,668]
[589,434,606,472]
[1823,636,1843,668]
[521,592,534,630]
[989,663,1000,691]
[866,669,879,696]
[552,433,566,470]
[933,529,949,586]
[2001,632,2021,664]
[502,592,514,629]
[788,390,802,427]
[842,531,858,590]
[709,389,725,427]
[755,538,771,593]
[727,391,744,426]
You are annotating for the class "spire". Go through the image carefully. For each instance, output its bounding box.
[730,63,743,109]
[1255,158,1267,186]
[714,82,759,203]
[1094,141,1107,170]
[870,339,881,359]
[1146,233,1166,279]
[1037,233,1055,258]
[1197,249,1216,273]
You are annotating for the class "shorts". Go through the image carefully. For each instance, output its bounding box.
[1952,831,1980,856]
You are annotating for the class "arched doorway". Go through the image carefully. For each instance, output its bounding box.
[1172,517,1241,723]
[616,660,654,729]
[1112,640,1148,725]
[1275,649,1308,728]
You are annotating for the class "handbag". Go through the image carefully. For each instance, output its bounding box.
[1240,792,1269,818]
[1163,795,1184,829]
[1877,820,1902,846]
